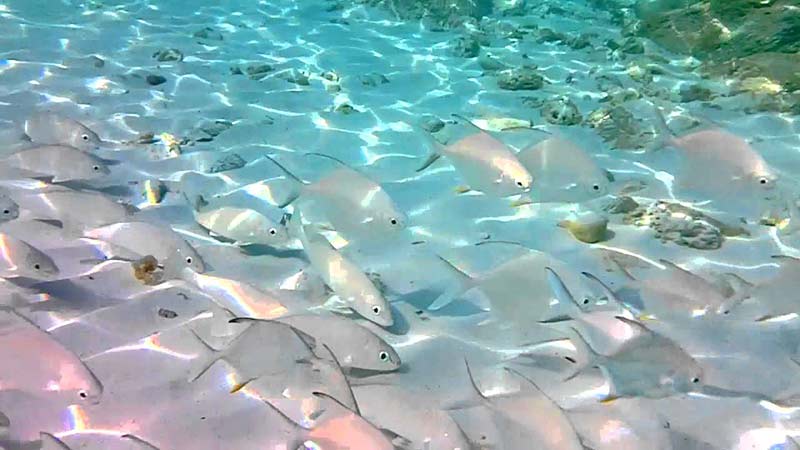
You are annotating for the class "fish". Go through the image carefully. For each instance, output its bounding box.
[417,114,533,197]
[227,331,359,426]
[0,145,112,182]
[291,216,393,327]
[276,313,401,372]
[24,111,104,151]
[0,232,59,280]
[615,259,751,317]
[187,317,321,383]
[187,194,292,248]
[264,391,400,450]
[9,186,137,234]
[565,316,703,400]
[0,307,103,403]
[352,383,472,450]
[83,221,205,276]
[428,243,598,321]
[652,106,778,208]
[457,360,584,450]
[187,272,293,320]
[516,136,611,203]
[38,432,72,450]
[265,152,407,238]
[0,194,18,223]
[740,255,800,321]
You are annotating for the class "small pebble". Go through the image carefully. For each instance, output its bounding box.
[145,74,166,86]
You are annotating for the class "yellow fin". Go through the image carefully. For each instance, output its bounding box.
[600,395,620,404]
[454,185,472,194]
[510,198,533,208]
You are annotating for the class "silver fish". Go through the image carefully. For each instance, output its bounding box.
[0,194,18,223]
[188,194,291,247]
[24,111,104,151]
[517,136,611,203]
[0,232,59,279]
[291,217,393,327]
[10,186,136,233]
[353,383,471,450]
[83,221,205,275]
[417,114,533,197]
[458,361,584,450]
[0,307,103,403]
[266,153,407,238]
[187,318,320,383]
[277,313,401,372]
[0,145,111,182]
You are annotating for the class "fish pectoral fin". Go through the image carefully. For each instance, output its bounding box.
[454,185,472,194]
[599,394,620,404]
[229,377,256,394]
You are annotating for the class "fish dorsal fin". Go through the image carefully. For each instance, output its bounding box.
[39,432,72,450]
[451,113,507,144]
[463,358,489,403]
[658,259,705,282]
[504,367,553,400]
[427,254,476,311]
[319,342,361,416]
[120,434,162,450]
[303,152,358,172]
[262,154,307,207]
[772,254,800,264]
[474,239,527,249]
[580,271,637,314]
[544,266,586,315]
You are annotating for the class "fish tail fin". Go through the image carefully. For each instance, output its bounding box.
[779,192,800,236]
[120,434,161,450]
[564,326,600,382]
[262,154,306,207]
[416,131,445,172]
[182,192,208,212]
[186,328,222,383]
[648,104,676,152]
[39,432,71,450]
[427,255,476,311]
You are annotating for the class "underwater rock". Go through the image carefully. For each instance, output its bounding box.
[243,64,274,80]
[559,211,610,244]
[208,153,246,174]
[278,69,310,86]
[679,83,714,103]
[360,0,493,28]
[420,115,445,133]
[541,96,582,125]
[334,103,359,114]
[497,66,544,90]
[359,72,389,87]
[600,87,641,105]
[450,34,481,58]
[624,201,749,250]
[494,0,526,16]
[145,74,167,86]
[193,27,224,41]
[537,28,569,44]
[187,120,234,143]
[586,105,652,150]
[603,196,639,214]
[568,33,594,50]
[152,48,183,62]
[620,36,645,54]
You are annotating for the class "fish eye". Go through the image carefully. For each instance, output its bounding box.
[185,256,193,265]
[268,228,277,236]
[389,218,398,226]
[79,390,88,399]
[371,305,381,315]
[582,297,590,305]
[379,351,389,361]
[81,134,89,141]
[516,181,525,188]
[92,165,100,171]
[758,177,768,185]
[691,377,700,383]
[592,184,600,191]
[2,210,9,215]
[33,264,40,270]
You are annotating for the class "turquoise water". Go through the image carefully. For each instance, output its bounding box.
[0,0,799,449]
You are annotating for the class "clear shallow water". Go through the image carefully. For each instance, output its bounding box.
[0,0,800,449]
